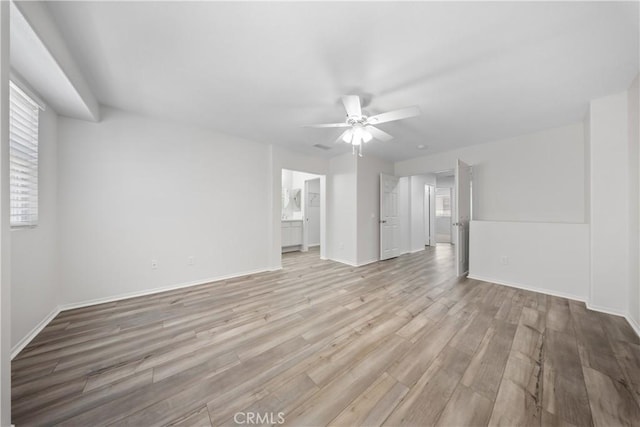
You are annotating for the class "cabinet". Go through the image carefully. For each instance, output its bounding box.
[281,220,303,247]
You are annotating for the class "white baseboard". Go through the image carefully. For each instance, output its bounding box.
[11,305,61,360]
[13,267,271,359]
[356,258,379,267]
[585,302,628,318]
[60,267,271,312]
[329,256,380,267]
[626,315,640,338]
[328,257,359,267]
[469,274,640,339]
[409,247,426,254]
[467,274,587,303]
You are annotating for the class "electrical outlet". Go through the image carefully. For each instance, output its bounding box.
[188,256,195,266]
[500,256,509,265]
[151,259,158,269]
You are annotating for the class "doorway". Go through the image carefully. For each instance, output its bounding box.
[435,171,455,245]
[435,187,452,243]
[281,169,324,257]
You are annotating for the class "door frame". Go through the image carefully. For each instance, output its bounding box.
[302,177,321,252]
[380,173,401,260]
[271,167,327,270]
[454,159,471,276]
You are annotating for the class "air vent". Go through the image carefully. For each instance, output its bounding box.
[313,144,332,150]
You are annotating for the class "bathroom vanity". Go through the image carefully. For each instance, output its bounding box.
[281,219,303,251]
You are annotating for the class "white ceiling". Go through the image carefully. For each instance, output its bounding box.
[45,1,639,162]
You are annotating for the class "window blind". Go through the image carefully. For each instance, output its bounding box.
[9,81,39,227]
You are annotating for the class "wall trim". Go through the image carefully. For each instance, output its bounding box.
[625,315,640,338]
[467,274,587,303]
[585,302,628,318]
[469,274,640,339]
[12,267,271,358]
[11,305,61,360]
[60,267,271,312]
[15,265,638,359]
[356,258,379,267]
[328,257,359,267]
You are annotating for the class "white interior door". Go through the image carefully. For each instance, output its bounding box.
[380,174,401,260]
[454,159,471,276]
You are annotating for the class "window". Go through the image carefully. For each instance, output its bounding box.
[9,81,39,228]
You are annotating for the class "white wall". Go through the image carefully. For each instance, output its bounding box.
[628,74,639,329]
[589,92,630,315]
[327,153,357,265]
[395,123,586,223]
[356,154,393,265]
[11,106,60,351]
[57,107,272,305]
[469,221,589,301]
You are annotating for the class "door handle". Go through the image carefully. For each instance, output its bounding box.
[380,220,387,224]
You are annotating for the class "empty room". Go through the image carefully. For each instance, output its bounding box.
[1,1,639,426]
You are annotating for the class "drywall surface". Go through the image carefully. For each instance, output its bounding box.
[469,221,589,300]
[327,152,357,265]
[395,123,585,223]
[57,107,272,305]
[356,154,393,265]
[628,74,639,328]
[11,106,60,349]
[589,91,630,315]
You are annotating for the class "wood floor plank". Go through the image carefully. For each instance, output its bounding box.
[10,245,640,426]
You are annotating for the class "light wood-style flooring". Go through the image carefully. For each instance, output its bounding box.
[12,245,640,426]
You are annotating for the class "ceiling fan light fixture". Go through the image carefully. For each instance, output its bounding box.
[352,127,363,145]
[342,129,353,143]
[362,130,373,143]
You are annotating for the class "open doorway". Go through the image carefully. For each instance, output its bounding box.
[436,188,452,243]
[281,169,323,256]
[435,171,455,245]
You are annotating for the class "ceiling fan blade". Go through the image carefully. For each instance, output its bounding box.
[342,95,362,117]
[305,123,350,128]
[367,106,421,125]
[366,125,394,142]
[334,129,352,144]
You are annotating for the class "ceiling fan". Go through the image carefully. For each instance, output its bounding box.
[306,95,420,156]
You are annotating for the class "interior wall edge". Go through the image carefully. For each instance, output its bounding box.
[467,275,587,303]
[10,305,61,360]
[12,265,280,359]
[625,313,640,338]
[468,274,640,339]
